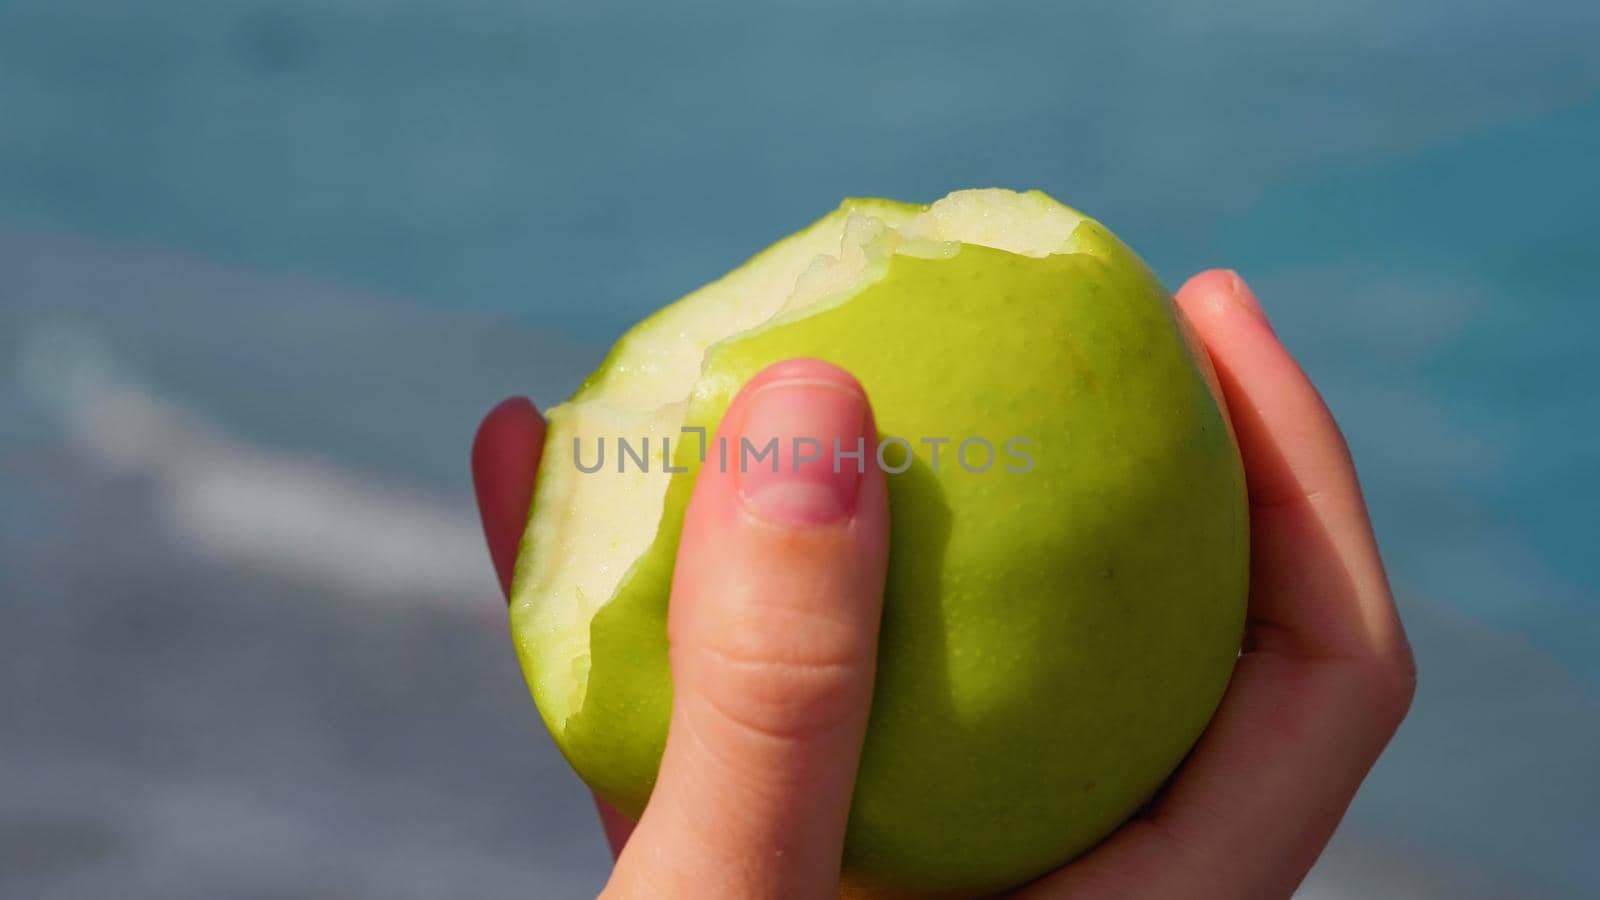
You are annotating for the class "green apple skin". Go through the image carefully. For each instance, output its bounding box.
[513,199,1248,896]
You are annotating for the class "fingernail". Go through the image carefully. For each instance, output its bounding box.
[1227,271,1272,329]
[736,378,867,526]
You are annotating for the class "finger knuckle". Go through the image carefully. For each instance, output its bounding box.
[685,607,873,743]
[1360,647,1418,733]
[697,656,866,744]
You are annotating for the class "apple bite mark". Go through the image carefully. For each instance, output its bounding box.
[511,198,917,733]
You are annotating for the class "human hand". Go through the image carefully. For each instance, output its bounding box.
[470,270,1415,898]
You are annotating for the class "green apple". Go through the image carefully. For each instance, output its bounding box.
[511,189,1248,896]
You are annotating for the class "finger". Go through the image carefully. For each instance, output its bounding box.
[470,396,546,596]
[471,399,640,853]
[1021,271,1414,899]
[595,800,635,858]
[1177,270,1409,665]
[608,359,892,899]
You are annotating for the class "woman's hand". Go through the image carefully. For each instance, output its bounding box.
[471,270,1415,898]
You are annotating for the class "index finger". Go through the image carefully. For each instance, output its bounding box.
[471,396,546,596]
[470,397,636,856]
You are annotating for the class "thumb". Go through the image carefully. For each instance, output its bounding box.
[608,359,891,898]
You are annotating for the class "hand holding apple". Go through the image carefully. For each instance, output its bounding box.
[508,191,1250,893]
[472,203,1415,897]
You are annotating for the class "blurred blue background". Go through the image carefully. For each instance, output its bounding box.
[2,1,1596,897]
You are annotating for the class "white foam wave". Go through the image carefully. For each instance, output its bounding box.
[17,322,497,610]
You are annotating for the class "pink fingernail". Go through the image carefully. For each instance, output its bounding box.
[736,378,867,526]
[1228,271,1271,328]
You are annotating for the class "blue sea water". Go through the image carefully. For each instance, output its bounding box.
[2,1,1597,896]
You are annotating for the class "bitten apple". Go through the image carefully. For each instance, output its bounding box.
[511,189,1247,896]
